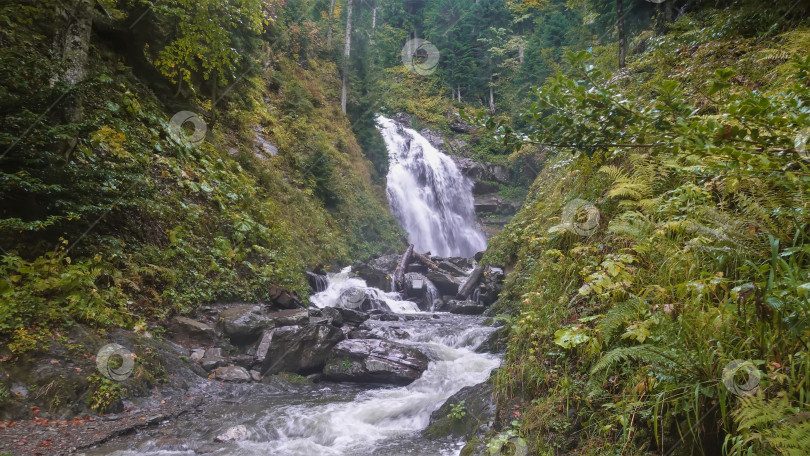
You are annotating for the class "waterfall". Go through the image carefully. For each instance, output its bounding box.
[376,115,487,258]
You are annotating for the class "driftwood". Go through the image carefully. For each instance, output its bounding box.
[456,266,484,299]
[413,252,439,271]
[394,244,414,292]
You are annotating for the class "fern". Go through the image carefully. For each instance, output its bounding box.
[727,393,810,456]
[599,297,648,344]
[591,344,690,375]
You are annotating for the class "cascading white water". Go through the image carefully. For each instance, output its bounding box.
[377,115,487,258]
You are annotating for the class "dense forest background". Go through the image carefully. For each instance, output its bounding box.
[3,0,810,454]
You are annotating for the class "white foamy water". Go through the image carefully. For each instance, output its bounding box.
[377,115,487,258]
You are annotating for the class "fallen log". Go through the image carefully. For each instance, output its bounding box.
[394,244,414,292]
[413,251,439,271]
[456,265,484,300]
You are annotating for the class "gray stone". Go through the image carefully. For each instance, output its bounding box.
[268,285,303,309]
[255,329,274,364]
[267,309,309,327]
[249,370,262,382]
[323,339,429,385]
[260,324,344,375]
[214,365,252,383]
[218,305,273,343]
[447,300,487,315]
[173,316,217,338]
[214,424,249,442]
[425,270,461,296]
[190,348,205,361]
[424,381,495,439]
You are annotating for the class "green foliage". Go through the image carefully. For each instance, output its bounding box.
[449,400,467,420]
[87,374,127,413]
[484,6,810,455]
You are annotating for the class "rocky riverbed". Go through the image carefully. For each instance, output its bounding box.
[0,252,507,455]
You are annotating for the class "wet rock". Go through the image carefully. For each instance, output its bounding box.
[449,118,473,133]
[419,128,446,150]
[406,262,428,273]
[249,370,262,382]
[476,326,508,354]
[267,309,309,327]
[323,339,429,385]
[218,305,273,344]
[335,307,369,326]
[171,316,217,341]
[214,424,249,442]
[200,347,227,371]
[425,270,461,296]
[448,300,486,315]
[254,329,274,364]
[473,181,500,195]
[348,329,379,339]
[477,267,505,306]
[339,287,390,312]
[369,312,399,322]
[306,272,329,293]
[154,437,189,451]
[260,324,344,375]
[268,285,303,309]
[229,354,254,369]
[352,262,393,292]
[473,251,485,262]
[214,366,252,382]
[424,381,495,439]
[319,307,344,326]
[394,112,412,128]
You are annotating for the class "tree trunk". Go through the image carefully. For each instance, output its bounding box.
[326,0,336,46]
[457,266,484,300]
[341,0,353,114]
[394,244,414,292]
[457,85,462,103]
[489,84,495,114]
[53,0,94,158]
[413,252,439,271]
[616,0,627,69]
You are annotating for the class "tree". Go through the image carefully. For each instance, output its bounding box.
[341,0,354,114]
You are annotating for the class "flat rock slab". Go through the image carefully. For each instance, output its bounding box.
[0,396,202,456]
[323,339,429,385]
[266,309,309,327]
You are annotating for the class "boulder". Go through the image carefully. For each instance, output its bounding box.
[218,305,273,343]
[477,267,505,306]
[214,425,249,442]
[486,163,510,183]
[189,348,205,361]
[323,339,429,385]
[268,285,302,309]
[423,381,496,439]
[267,309,309,327]
[394,112,412,128]
[353,262,392,292]
[260,324,344,375]
[419,128,446,150]
[425,270,460,296]
[473,181,500,195]
[449,118,473,133]
[339,287,390,312]
[321,306,369,327]
[213,365,252,383]
[168,316,218,346]
[448,300,486,315]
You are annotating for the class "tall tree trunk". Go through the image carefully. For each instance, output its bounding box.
[457,85,461,103]
[53,0,94,158]
[489,84,495,114]
[341,0,353,114]
[616,0,627,69]
[326,0,336,46]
